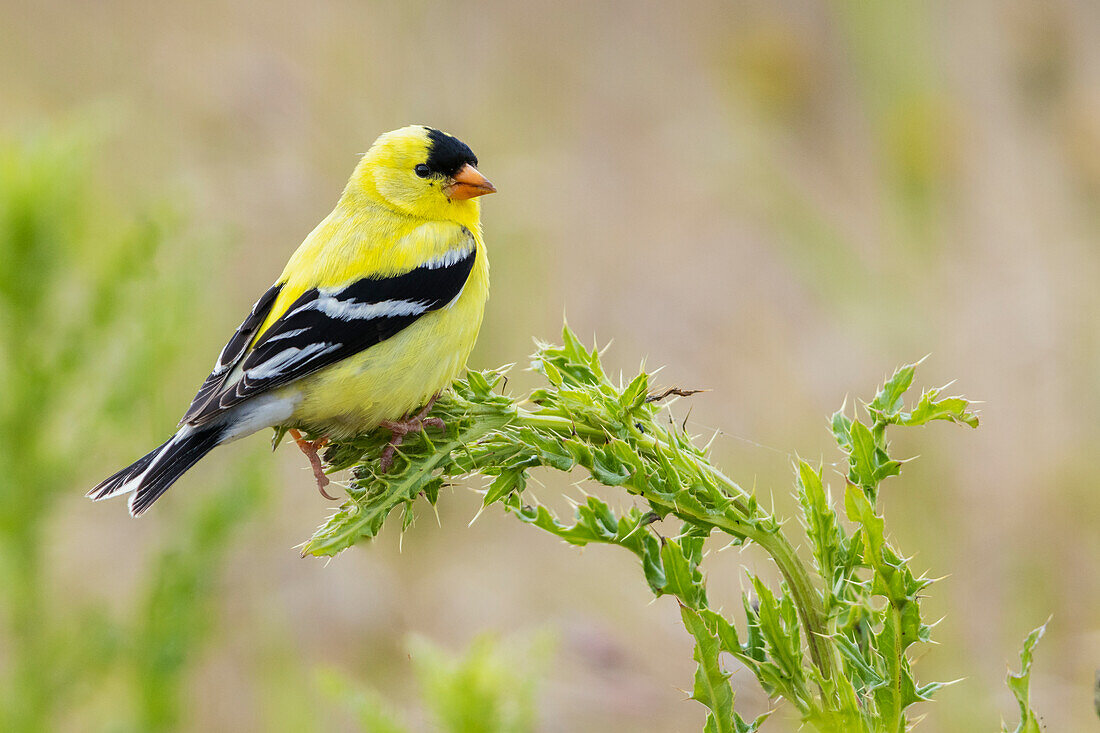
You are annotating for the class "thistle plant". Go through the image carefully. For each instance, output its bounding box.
[305,326,1046,732]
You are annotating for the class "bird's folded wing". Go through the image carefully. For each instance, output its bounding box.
[179,284,283,426]
[180,231,477,427]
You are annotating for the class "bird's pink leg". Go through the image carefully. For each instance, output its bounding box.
[289,429,337,500]
[378,394,446,473]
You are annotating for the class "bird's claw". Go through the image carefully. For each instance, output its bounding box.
[378,396,445,473]
[289,429,337,500]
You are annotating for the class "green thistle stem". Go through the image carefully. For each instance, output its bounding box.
[515,406,835,681]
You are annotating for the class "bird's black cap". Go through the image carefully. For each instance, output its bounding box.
[423,127,478,177]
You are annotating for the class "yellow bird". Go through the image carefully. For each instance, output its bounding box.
[89,126,495,515]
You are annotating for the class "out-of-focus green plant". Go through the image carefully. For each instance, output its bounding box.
[318,672,407,733]
[305,326,1049,732]
[0,128,269,731]
[0,128,173,730]
[128,460,268,732]
[1094,669,1099,722]
[320,633,549,733]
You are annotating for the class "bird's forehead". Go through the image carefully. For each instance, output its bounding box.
[423,127,478,176]
[366,126,478,176]
[368,126,430,159]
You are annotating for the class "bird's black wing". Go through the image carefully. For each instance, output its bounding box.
[181,235,477,427]
[179,283,282,425]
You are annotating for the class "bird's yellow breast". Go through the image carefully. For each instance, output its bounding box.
[281,235,489,438]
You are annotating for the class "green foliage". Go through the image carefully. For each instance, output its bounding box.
[312,325,1050,731]
[317,669,409,733]
[0,127,269,731]
[321,633,550,733]
[130,460,269,731]
[1001,621,1048,733]
[409,634,546,733]
[0,128,169,730]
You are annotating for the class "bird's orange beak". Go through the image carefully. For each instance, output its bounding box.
[445,164,497,200]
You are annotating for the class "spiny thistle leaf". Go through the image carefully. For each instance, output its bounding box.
[902,388,980,428]
[661,537,707,610]
[680,604,735,732]
[868,363,919,419]
[303,372,516,557]
[846,420,901,498]
[831,407,854,452]
[1001,621,1048,733]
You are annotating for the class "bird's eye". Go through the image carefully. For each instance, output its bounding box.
[414,164,431,178]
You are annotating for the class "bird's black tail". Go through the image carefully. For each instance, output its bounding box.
[87,424,225,516]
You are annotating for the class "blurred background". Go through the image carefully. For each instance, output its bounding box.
[2,1,1098,730]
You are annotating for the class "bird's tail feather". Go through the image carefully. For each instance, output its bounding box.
[87,424,225,516]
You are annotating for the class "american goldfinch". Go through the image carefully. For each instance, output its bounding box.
[89,126,495,515]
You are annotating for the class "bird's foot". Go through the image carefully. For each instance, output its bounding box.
[378,395,445,473]
[289,429,337,500]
